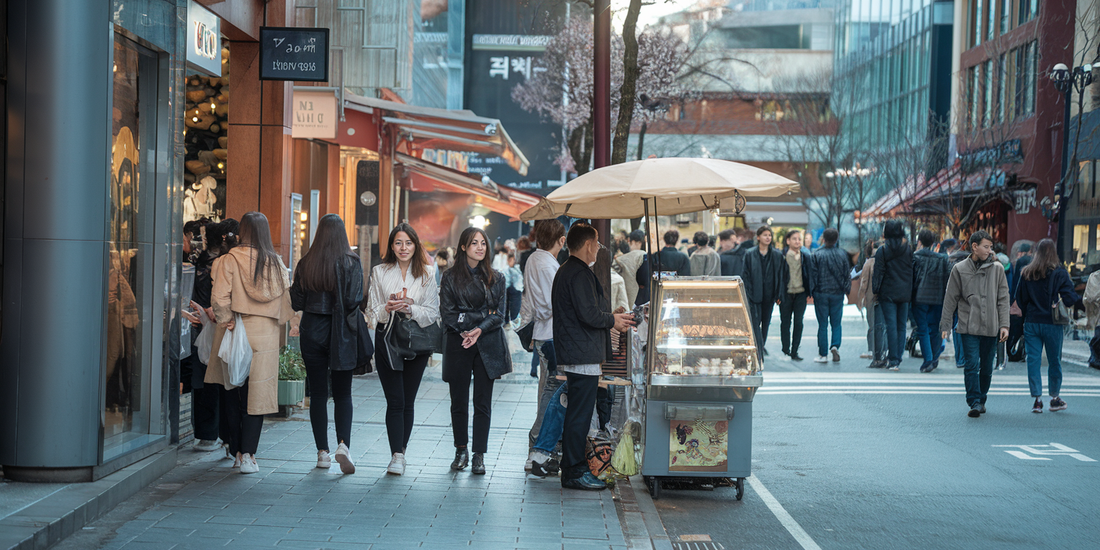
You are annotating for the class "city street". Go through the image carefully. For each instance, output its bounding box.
[653,307,1100,550]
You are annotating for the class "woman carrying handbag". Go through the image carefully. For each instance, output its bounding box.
[439,226,511,475]
[365,223,440,476]
[290,214,364,475]
[1016,238,1080,413]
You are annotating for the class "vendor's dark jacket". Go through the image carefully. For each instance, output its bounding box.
[872,239,913,303]
[722,240,754,277]
[743,246,784,304]
[812,245,851,296]
[290,254,364,371]
[438,266,512,379]
[553,255,615,366]
[912,248,950,305]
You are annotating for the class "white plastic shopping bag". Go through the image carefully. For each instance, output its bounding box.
[194,308,216,364]
[218,314,253,387]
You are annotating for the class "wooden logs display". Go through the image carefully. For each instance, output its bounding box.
[184,41,230,185]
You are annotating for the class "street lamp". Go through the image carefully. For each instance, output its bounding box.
[825,165,875,248]
[1050,61,1094,261]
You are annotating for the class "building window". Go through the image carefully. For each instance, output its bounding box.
[972,0,984,47]
[984,59,995,126]
[1073,224,1090,271]
[987,0,997,41]
[1014,41,1037,118]
[1001,0,1012,34]
[1079,160,1095,199]
[1019,0,1038,25]
[970,66,981,131]
[996,54,1006,122]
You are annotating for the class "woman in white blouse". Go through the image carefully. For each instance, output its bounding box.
[365,223,440,476]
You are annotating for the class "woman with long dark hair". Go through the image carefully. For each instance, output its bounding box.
[439,227,511,475]
[871,220,913,371]
[1016,238,1079,413]
[743,225,784,357]
[290,214,363,474]
[365,223,439,475]
[206,212,292,474]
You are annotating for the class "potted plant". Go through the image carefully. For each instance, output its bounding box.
[278,346,306,407]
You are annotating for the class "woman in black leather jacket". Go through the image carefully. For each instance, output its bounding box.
[289,214,363,475]
[439,226,511,475]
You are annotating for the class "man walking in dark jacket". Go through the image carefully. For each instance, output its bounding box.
[812,228,851,363]
[872,220,914,371]
[657,230,691,276]
[553,223,635,490]
[912,229,950,372]
[724,229,756,277]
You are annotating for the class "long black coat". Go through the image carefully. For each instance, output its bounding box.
[872,240,914,303]
[553,256,615,365]
[743,246,785,304]
[438,267,512,380]
[290,255,364,371]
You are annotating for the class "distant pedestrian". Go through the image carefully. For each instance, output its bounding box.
[290,214,364,475]
[1006,241,1033,361]
[552,222,635,490]
[505,253,523,327]
[1083,269,1100,368]
[615,230,647,306]
[440,227,511,475]
[940,238,968,368]
[365,223,440,476]
[434,249,450,286]
[206,212,292,474]
[1016,239,1078,414]
[872,220,913,371]
[912,229,951,372]
[778,229,813,361]
[940,231,1009,418]
[521,219,567,471]
[717,229,738,276]
[812,228,851,363]
[858,240,888,367]
[689,231,721,276]
[180,218,221,453]
[726,229,756,277]
[744,225,784,358]
[657,229,691,276]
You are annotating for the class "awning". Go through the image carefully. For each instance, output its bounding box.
[396,153,541,220]
[344,91,530,176]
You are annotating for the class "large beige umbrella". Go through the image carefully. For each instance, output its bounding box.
[520,157,799,221]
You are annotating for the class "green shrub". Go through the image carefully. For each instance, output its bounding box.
[279,346,306,380]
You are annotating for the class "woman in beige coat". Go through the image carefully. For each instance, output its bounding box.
[205,212,292,474]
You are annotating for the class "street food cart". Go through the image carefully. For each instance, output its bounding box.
[520,157,797,500]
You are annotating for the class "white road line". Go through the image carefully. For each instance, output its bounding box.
[747,476,822,550]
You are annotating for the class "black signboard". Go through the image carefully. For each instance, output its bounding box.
[259,26,329,82]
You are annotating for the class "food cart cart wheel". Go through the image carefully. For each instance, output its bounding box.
[735,478,744,501]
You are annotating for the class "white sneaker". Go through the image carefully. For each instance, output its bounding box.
[814,355,828,363]
[525,458,533,471]
[194,439,220,452]
[334,443,355,474]
[859,351,874,359]
[316,450,332,469]
[830,346,841,362]
[387,452,406,475]
[239,453,258,474]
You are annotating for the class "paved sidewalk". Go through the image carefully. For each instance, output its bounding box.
[53,356,635,550]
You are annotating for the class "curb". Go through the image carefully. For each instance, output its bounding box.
[614,475,673,550]
[0,447,177,550]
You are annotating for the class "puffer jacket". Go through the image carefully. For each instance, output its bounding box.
[939,255,1010,337]
[553,256,616,366]
[812,245,851,296]
[872,239,913,303]
[912,248,950,305]
[289,255,363,371]
[439,266,511,379]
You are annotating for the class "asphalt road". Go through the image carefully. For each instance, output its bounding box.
[651,307,1100,550]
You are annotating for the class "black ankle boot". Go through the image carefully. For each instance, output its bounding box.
[451,448,469,470]
[471,452,486,475]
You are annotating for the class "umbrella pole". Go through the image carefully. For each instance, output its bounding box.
[644,198,652,303]
[652,197,663,278]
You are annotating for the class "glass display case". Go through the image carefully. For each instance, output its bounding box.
[647,278,762,388]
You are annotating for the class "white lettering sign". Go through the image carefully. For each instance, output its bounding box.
[1014,188,1037,214]
[992,443,1096,462]
[186,1,222,77]
[292,91,338,139]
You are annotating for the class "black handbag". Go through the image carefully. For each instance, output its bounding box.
[515,321,535,352]
[384,312,444,370]
[352,308,374,373]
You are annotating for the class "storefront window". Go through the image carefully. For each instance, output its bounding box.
[1073,224,1090,272]
[105,32,160,460]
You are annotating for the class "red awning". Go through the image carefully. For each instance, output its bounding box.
[395,153,541,220]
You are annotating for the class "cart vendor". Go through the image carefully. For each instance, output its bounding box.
[552,223,636,490]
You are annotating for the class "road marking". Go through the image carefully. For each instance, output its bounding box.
[747,476,822,550]
[992,443,1096,462]
[757,373,1100,396]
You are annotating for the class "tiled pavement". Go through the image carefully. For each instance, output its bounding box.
[65,357,633,550]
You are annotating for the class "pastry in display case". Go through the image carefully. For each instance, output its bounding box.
[647,278,761,383]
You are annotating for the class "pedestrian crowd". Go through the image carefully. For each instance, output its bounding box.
[178,213,1094,486]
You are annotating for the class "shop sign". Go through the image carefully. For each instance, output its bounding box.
[260,27,330,82]
[291,90,337,139]
[186,0,221,77]
[1014,188,1036,214]
[960,139,1023,172]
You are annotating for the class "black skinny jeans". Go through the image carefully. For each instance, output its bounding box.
[374,325,430,455]
[779,291,808,356]
[749,299,775,354]
[300,312,354,452]
[221,381,263,456]
[446,332,494,454]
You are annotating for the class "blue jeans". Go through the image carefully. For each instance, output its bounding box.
[959,334,996,407]
[528,339,563,450]
[814,293,844,357]
[879,301,909,365]
[953,314,966,367]
[912,303,944,366]
[533,381,568,454]
[1023,323,1063,398]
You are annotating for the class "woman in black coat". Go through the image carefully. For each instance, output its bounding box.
[289,214,363,475]
[439,226,511,475]
[871,220,914,371]
[743,225,784,357]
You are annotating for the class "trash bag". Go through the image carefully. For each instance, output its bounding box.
[610,430,638,476]
[218,314,252,387]
[194,308,216,365]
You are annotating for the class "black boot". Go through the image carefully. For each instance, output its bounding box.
[471,452,486,475]
[451,447,469,471]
